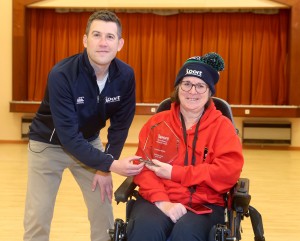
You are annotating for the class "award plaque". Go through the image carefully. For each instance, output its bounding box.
[142,121,179,164]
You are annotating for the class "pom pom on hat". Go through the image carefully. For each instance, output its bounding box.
[200,52,225,71]
[174,52,225,95]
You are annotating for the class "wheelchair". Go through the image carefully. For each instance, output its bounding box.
[109,97,265,241]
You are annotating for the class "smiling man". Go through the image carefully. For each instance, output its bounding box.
[23,10,144,241]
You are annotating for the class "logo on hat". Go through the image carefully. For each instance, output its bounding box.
[186,68,202,77]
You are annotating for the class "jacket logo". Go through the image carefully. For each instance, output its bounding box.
[186,68,202,77]
[76,96,84,105]
[105,96,121,103]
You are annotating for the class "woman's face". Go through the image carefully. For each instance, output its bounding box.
[178,76,210,114]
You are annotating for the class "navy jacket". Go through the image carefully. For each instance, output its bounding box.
[29,49,136,172]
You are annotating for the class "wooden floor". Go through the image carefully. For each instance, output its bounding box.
[1,142,300,241]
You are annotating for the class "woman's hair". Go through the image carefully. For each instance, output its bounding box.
[85,10,122,38]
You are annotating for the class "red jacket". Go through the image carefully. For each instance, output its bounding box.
[134,101,244,207]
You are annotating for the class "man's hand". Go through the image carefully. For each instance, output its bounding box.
[145,159,172,179]
[92,171,113,203]
[109,156,144,176]
[155,201,187,223]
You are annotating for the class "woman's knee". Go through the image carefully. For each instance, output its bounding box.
[127,217,169,241]
[170,206,225,241]
[127,198,172,240]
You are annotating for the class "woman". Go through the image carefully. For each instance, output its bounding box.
[127,53,244,241]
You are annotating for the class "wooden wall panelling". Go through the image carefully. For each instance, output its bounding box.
[12,0,41,101]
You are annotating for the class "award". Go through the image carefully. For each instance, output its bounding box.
[142,121,179,164]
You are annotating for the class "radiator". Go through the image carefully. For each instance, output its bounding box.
[242,121,291,145]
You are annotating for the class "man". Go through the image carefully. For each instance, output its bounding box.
[23,10,143,241]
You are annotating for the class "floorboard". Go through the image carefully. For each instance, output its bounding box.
[1,143,299,241]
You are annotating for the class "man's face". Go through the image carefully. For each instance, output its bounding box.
[83,20,124,67]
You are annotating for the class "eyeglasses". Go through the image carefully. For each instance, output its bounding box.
[180,81,208,94]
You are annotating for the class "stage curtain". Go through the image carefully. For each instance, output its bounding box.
[27,9,289,105]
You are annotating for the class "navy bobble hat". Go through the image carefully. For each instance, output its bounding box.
[174,52,225,95]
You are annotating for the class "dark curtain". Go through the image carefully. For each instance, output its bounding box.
[27,9,289,105]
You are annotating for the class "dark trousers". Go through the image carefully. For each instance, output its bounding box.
[127,196,225,241]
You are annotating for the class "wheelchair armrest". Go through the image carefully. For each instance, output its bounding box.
[114,176,137,203]
[232,178,251,214]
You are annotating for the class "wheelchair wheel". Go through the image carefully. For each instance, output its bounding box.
[109,218,127,241]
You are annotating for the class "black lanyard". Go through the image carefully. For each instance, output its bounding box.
[180,112,201,166]
[180,112,202,197]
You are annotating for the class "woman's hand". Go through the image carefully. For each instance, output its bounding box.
[155,201,187,223]
[145,159,172,179]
